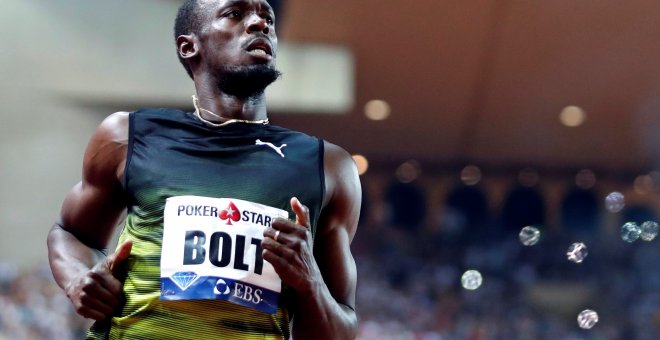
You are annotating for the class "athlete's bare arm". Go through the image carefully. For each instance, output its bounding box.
[263,141,361,339]
[47,112,132,320]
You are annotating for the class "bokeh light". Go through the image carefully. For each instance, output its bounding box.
[559,106,587,127]
[364,100,391,121]
[566,242,588,263]
[519,226,541,246]
[352,154,369,176]
[577,309,599,329]
[575,169,596,189]
[604,192,625,213]
[460,165,482,186]
[640,221,659,242]
[396,160,421,183]
[634,174,655,195]
[621,222,641,243]
[461,270,483,290]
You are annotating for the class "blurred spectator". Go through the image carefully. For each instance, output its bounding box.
[500,184,546,238]
[384,180,426,233]
[4,175,659,340]
[0,264,90,340]
[445,183,490,244]
[561,186,600,239]
[621,204,657,226]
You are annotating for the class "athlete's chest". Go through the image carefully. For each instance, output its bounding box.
[126,131,322,217]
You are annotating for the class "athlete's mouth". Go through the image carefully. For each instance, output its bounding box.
[246,39,273,57]
[249,47,269,56]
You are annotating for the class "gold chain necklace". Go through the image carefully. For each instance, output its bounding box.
[192,95,269,128]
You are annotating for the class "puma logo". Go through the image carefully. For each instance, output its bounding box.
[255,139,287,158]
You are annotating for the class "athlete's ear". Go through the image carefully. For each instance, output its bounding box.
[177,34,199,60]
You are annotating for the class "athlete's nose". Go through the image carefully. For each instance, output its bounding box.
[246,14,270,35]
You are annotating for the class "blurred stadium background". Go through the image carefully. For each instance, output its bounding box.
[1,0,659,339]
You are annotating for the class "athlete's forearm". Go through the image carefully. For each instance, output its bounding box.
[291,280,358,340]
[47,223,107,291]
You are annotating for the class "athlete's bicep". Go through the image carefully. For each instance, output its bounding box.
[314,142,362,309]
[60,180,125,250]
[59,112,129,250]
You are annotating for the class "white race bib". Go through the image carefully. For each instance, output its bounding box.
[160,196,288,314]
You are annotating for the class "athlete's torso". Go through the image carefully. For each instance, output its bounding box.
[88,108,325,340]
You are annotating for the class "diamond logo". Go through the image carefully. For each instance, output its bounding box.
[170,271,199,291]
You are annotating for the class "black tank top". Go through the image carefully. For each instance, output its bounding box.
[88,108,325,339]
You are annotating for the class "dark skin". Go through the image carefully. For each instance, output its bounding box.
[47,0,360,339]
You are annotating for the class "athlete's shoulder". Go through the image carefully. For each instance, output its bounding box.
[84,112,131,184]
[95,111,130,144]
[320,139,361,230]
[98,108,184,131]
[322,140,358,191]
[323,140,353,164]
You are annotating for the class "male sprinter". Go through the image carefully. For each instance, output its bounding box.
[46,0,361,339]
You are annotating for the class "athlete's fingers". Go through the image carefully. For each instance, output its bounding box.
[262,247,312,291]
[264,227,313,255]
[76,305,108,321]
[270,197,310,233]
[262,248,298,277]
[82,276,122,309]
[262,249,285,268]
[270,217,297,232]
[270,218,309,238]
[79,290,117,316]
[290,197,310,228]
[263,227,291,245]
[104,277,124,298]
[264,198,315,288]
[89,269,124,298]
[70,279,118,320]
[262,235,293,256]
[109,240,133,275]
[103,239,132,297]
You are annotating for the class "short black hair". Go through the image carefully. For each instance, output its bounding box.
[174,0,202,79]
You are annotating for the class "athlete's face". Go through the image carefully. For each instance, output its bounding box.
[196,0,278,70]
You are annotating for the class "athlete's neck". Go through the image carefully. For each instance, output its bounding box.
[193,77,268,122]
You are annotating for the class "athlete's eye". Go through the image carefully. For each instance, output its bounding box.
[226,10,242,19]
[264,15,274,25]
